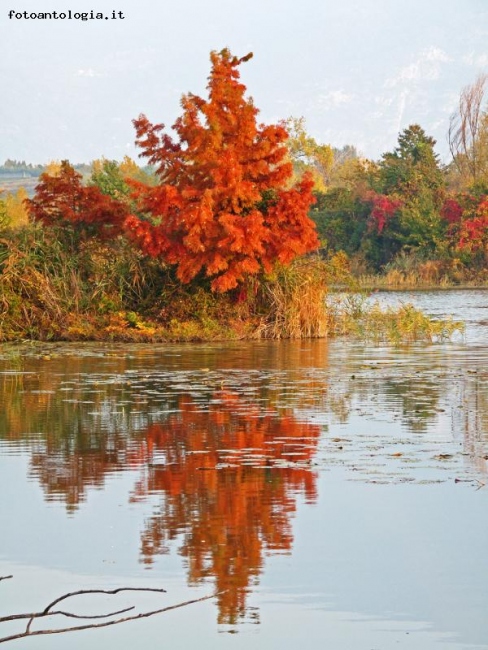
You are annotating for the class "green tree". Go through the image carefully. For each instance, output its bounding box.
[378,124,447,256]
[309,158,387,264]
[89,157,155,202]
[90,159,131,201]
[310,187,369,256]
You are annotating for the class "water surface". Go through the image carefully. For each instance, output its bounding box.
[0,290,487,649]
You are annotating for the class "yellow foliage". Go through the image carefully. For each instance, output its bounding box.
[285,116,334,191]
[119,155,142,178]
[90,158,105,176]
[44,160,62,176]
[0,188,29,228]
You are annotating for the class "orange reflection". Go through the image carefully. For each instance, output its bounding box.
[29,432,133,512]
[131,391,320,625]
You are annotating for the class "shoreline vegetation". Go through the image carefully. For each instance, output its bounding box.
[356,274,488,291]
[354,256,488,290]
[1,50,486,345]
[0,226,463,344]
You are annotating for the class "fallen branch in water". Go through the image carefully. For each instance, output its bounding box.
[0,579,218,645]
[454,478,486,490]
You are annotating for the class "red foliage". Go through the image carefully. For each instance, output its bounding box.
[458,198,488,252]
[440,198,463,224]
[27,161,129,238]
[364,190,402,233]
[441,192,488,254]
[126,49,319,292]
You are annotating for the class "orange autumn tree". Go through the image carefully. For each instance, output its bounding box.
[27,160,129,240]
[125,49,319,292]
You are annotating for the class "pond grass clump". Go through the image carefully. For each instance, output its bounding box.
[250,257,330,339]
[0,225,165,342]
[328,293,464,343]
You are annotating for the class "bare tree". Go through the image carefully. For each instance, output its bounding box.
[448,73,488,186]
[0,576,218,645]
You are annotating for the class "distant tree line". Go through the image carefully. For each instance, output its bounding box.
[0,160,92,177]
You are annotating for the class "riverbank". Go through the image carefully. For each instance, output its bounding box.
[0,226,464,344]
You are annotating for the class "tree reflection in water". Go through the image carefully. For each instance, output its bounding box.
[1,369,320,625]
[131,391,320,625]
[2,341,487,626]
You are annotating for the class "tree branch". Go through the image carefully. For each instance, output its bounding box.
[0,579,219,645]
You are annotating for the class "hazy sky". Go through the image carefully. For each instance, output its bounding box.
[1,0,487,164]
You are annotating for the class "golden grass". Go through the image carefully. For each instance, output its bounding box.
[328,294,464,343]
[251,257,330,339]
[0,227,465,344]
[358,258,488,290]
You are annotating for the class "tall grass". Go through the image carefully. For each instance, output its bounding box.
[327,293,464,343]
[0,225,168,341]
[250,257,330,339]
[0,226,464,343]
[0,227,77,339]
[358,253,488,289]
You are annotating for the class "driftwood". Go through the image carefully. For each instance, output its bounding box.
[0,576,217,645]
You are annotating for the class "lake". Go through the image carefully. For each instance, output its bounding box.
[0,290,487,649]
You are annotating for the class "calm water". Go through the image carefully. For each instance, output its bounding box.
[0,290,487,649]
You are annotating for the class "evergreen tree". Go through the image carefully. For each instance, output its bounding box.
[378,124,447,255]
